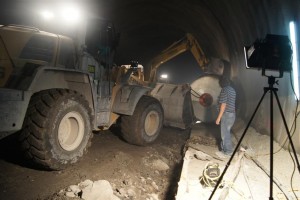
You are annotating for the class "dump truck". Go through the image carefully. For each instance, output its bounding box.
[0,20,165,170]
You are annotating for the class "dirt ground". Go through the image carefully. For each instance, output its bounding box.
[0,126,191,200]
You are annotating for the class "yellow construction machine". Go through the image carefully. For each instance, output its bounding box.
[0,21,164,170]
[119,33,222,129]
[148,33,209,82]
[146,33,218,129]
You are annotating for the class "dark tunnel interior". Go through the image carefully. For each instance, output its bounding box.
[1,0,300,150]
[2,0,299,75]
[0,1,300,199]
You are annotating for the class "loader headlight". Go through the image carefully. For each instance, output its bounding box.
[40,10,54,20]
[39,3,82,24]
[60,5,81,23]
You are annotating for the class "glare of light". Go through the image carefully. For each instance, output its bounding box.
[160,74,168,79]
[289,21,299,100]
[195,121,202,124]
[40,10,54,20]
[60,5,81,23]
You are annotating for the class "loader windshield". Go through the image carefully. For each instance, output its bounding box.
[19,34,55,62]
[0,27,58,68]
[0,26,59,87]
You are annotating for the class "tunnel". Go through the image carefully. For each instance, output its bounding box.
[2,0,300,150]
[109,0,300,152]
[90,0,300,152]
[0,0,300,199]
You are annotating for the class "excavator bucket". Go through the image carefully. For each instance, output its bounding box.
[150,83,195,129]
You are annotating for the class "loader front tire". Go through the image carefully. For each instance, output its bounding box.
[19,89,92,170]
[121,95,163,146]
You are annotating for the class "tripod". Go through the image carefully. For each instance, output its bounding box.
[209,76,300,200]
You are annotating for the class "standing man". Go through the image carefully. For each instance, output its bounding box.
[215,76,236,158]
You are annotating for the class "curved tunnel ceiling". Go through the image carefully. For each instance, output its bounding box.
[94,0,300,151]
[0,0,300,149]
[89,0,299,78]
[1,0,299,77]
[107,0,231,65]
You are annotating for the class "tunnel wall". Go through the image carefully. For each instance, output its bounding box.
[210,0,300,152]
[107,0,300,152]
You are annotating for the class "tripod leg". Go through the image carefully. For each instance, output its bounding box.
[270,90,274,199]
[208,89,268,200]
[273,90,300,173]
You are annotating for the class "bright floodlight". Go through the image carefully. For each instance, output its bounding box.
[60,5,81,23]
[41,10,54,20]
[160,74,168,79]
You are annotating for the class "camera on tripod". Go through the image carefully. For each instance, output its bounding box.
[209,34,300,200]
[244,34,293,77]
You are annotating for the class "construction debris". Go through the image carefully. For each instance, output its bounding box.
[176,122,300,200]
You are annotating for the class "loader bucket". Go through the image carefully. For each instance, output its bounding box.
[190,74,221,123]
[150,83,195,129]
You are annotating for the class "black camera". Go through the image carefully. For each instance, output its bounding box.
[244,34,292,76]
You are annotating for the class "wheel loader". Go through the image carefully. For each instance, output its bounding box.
[0,20,165,170]
[0,18,221,170]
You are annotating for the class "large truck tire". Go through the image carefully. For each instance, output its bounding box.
[121,95,163,146]
[19,89,93,170]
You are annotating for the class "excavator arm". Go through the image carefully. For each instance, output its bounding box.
[148,33,209,82]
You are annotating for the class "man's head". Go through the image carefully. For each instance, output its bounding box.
[219,76,230,88]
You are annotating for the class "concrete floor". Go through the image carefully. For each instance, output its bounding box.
[176,121,300,200]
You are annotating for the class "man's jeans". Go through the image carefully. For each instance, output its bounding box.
[220,112,236,155]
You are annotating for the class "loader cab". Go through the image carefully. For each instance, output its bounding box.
[85,19,119,69]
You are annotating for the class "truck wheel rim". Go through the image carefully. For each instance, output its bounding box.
[144,110,159,136]
[58,111,85,151]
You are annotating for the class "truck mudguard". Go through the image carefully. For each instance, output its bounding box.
[28,67,95,110]
[0,66,95,138]
[112,85,152,115]
[0,88,32,138]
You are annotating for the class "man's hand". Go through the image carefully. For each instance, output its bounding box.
[216,103,226,125]
[216,117,221,125]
